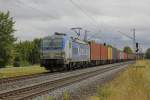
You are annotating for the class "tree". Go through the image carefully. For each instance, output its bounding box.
[14,41,33,66]
[146,48,150,59]
[13,56,21,67]
[14,38,41,66]
[30,39,41,64]
[123,46,133,54]
[27,39,41,64]
[0,11,16,67]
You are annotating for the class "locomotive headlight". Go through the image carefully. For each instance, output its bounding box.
[54,52,65,58]
[55,53,60,56]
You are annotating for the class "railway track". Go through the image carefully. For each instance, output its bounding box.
[0,62,134,100]
[0,73,49,84]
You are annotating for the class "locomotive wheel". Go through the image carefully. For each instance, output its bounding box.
[66,63,70,70]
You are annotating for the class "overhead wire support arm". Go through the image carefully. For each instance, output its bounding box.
[118,29,138,54]
[117,31,134,40]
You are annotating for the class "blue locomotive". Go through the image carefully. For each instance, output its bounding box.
[40,32,90,71]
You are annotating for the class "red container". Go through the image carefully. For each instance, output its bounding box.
[100,44,108,60]
[89,41,101,60]
[123,52,125,60]
[124,53,127,60]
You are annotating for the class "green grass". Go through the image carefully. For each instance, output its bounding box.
[0,65,48,78]
[89,60,150,100]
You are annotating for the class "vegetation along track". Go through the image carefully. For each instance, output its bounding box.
[0,62,134,100]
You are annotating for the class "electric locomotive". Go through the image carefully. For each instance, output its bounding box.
[40,32,90,71]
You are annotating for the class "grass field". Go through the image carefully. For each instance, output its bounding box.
[0,65,48,78]
[89,60,150,100]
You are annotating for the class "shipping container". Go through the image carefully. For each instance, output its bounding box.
[120,51,122,60]
[100,44,108,61]
[89,41,101,61]
[123,52,125,60]
[120,51,124,60]
[112,47,118,61]
[117,50,120,61]
[126,53,128,60]
[124,52,127,60]
[108,47,112,60]
[127,54,129,60]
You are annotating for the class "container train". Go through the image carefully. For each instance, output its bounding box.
[40,32,135,71]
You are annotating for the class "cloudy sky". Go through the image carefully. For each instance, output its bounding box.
[0,0,150,51]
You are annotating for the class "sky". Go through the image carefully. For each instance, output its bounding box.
[0,0,150,51]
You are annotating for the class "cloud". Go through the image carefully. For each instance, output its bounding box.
[0,0,150,51]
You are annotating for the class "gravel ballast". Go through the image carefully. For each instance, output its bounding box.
[34,64,129,100]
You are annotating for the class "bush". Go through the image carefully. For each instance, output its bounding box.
[146,48,150,59]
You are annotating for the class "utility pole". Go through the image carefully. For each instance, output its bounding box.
[133,28,136,53]
[118,29,141,60]
[133,28,140,59]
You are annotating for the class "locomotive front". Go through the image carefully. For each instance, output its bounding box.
[40,33,70,70]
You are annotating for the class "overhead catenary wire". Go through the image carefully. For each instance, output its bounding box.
[16,0,105,41]
[69,0,102,30]
[69,0,132,45]
[117,30,136,52]
[118,30,150,45]
[15,0,56,19]
[117,31,134,40]
[15,0,71,32]
[15,0,149,50]
[69,0,105,40]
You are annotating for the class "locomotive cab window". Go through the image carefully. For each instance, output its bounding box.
[42,38,64,50]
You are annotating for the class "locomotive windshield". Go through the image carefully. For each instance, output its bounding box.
[42,38,63,50]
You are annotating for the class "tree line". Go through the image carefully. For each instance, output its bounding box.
[13,39,41,67]
[0,11,41,68]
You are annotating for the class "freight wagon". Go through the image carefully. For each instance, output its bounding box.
[117,50,121,62]
[89,41,101,65]
[112,47,118,63]
[89,41,108,65]
[107,47,113,63]
[120,51,124,62]
[100,44,108,64]
[40,33,135,71]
